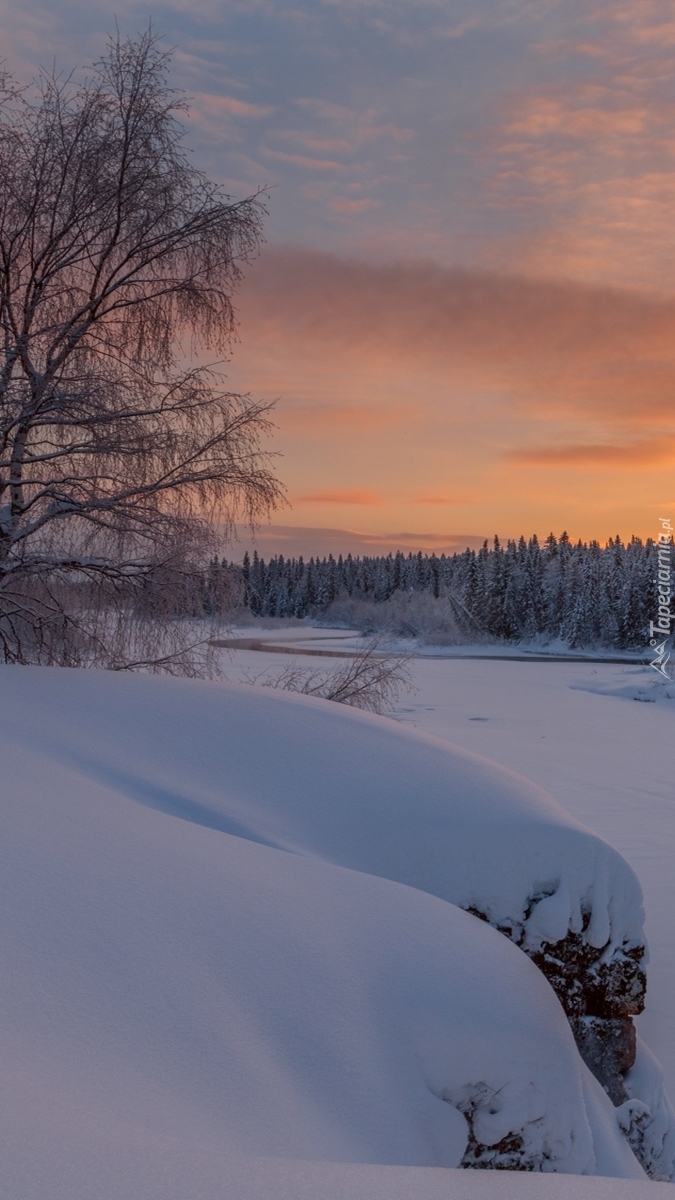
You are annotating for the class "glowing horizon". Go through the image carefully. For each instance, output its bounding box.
[227,247,675,548]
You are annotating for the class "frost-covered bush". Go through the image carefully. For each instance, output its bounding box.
[323,590,473,644]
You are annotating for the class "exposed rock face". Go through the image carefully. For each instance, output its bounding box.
[446,1081,555,1172]
[461,1129,536,1171]
[530,933,646,1020]
[570,1017,637,1106]
[464,900,654,1171]
[529,929,646,1106]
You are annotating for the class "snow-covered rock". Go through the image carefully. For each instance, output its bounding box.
[620,1038,675,1181]
[0,667,668,1192]
[2,668,645,958]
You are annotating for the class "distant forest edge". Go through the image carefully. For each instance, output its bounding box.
[203,533,672,650]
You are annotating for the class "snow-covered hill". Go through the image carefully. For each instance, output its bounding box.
[0,667,672,1198]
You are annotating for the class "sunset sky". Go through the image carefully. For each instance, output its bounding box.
[3,0,675,556]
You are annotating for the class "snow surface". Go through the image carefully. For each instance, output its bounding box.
[141,1158,675,1199]
[223,630,675,1097]
[5,661,646,959]
[0,666,658,1197]
[387,653,675,1100]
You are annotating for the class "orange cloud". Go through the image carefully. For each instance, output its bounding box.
[280,404,412,433]
[412,495,471,505]
[294,489,385,506]
[506,438,675,467]
[235,246,675,425]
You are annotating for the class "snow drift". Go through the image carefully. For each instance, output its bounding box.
[4,667,645,954]
[0,667,668,1196]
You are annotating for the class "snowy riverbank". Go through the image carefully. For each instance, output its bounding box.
[1,659,673,1197]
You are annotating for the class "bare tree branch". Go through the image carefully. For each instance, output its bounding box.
[0,30,284,666]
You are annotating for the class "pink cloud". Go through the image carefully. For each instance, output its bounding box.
[274,132,352,152]
[507,99,649,139]
[259,149,345,171]
[195,93,275,119]
[328,197,381,214]
[357,124,415,144]
[293,98,413,147]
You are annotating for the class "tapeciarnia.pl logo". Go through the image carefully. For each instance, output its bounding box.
[649,517,673,679]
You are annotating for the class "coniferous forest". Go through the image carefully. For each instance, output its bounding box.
[205,533,669,650]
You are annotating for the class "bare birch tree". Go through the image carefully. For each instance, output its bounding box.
[0,31,282,668]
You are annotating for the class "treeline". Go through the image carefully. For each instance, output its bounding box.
[205,533,670,649]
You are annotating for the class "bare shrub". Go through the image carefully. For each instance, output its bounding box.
[244,636,415,715]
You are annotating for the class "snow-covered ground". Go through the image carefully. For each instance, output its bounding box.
[222,628,675,1099]
[129,1158,674,1199]
[399,655,675,1101]
[1,651,674,1198]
